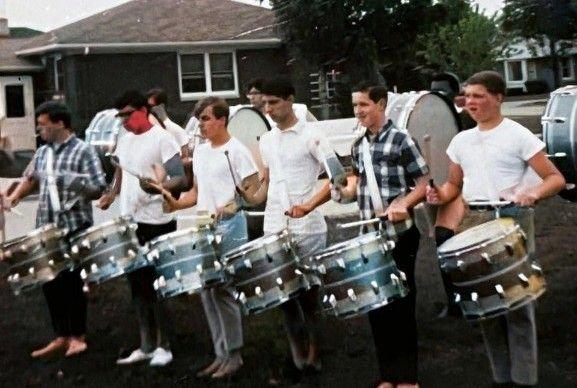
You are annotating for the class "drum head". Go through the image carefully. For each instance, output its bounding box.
[228,107,271,171]
[543,86,577,200]
[438,217,517,255]
[85,109,126,183]
[386,91,460,184]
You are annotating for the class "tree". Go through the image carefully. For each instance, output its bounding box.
[500,0,577,88]
[417,6,501,81]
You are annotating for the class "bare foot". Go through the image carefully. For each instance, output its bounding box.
[31,337,68,358]
[211,353,243,379]
[65,337,87,357]
[196,357,224,378]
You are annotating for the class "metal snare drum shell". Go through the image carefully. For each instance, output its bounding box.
[314,231,408,319]
[2,224,70,295]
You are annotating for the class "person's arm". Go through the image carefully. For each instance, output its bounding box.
[426,161,463,205]
[514,151,565,206]
[5,177,37,207]
[140,153,190,195]
[286,179,331,218]
[154,177,198,212]
[96,167,121,210]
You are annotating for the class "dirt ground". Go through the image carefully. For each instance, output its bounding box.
[1,195,576,388]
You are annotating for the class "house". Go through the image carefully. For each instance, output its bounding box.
[3,0,314,136]
[498,38,577,94]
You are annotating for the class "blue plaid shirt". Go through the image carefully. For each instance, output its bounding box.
[27,135,106,233]
[351,120,429,239]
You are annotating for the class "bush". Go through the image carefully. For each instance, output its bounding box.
[525,79,549,94]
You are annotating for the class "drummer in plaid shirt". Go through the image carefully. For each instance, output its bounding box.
[4,101,106,359]
[334,82,429,388]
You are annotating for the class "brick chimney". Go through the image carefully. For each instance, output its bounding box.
[0,0,9,37]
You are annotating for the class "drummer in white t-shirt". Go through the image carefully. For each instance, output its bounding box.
[426,71,565,387]
[158,97,263,380]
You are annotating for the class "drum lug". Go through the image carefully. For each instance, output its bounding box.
[371,280,379,294]
[495,284,506,298]
[109,256,116,265]
[81,239,91,250]
[276,277,285,290]
[335,258,346,270]
[128,223,138,231]
[127,249,137,259]
[82,283,90,293]
[63,253,71,260]
[518,273,530,286]
[175,270,182,281]
[196,264,203,274]
[398,271,407,281]
[255,286,264,298]
[207,234,215,245]
[28,267,35,276]
[531,263,543,274]
[90,263,99,274]
[215,234,222,245]
[227,265,235,275]
[20,244,28,253]
[282,242,291,252]
[456,260,466,271]
[147,249,159,262]
[481,252,492,265]
[347,288,357,302]
[3,250,12,259]
[167,245,176,255]
[361,253,369,264]
[48,259,55,267]
[454,293,461,303]
[213,260,222,271]
[119,225,128,234]
[294,268,304,277]
[386,240,396,250]
[80,269,88,280]
[504,243,515,256]
[471,292,479,302]
[235,291,247,304]
[71,245,80,255]
[266,253,273,263]
[390,273,400,285]
[324,294,337,308]
[316,264,327,275]
[243,259,253,270]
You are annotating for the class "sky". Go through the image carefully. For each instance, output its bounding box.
[3,0,504,32]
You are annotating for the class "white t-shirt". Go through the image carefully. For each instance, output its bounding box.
[115,125,181,224]
[164,118,190,148]
[446,118,545,201]
[259,120,329,235]
[193,137,257,214]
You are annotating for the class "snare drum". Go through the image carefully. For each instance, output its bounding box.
[1,224,70,295]
[148,225,223,299]
[68,217,142,284]
[438,218,546,321]
[223,229,310,315]
[312,231,408,319]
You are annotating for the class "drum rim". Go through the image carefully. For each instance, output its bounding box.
[147,224,213,247]
[229,106,272,131]
[438,218,519,257]
[1,223,66,250]
[222,229,289,261]
[313,231,384,259]
[70,216,134,240]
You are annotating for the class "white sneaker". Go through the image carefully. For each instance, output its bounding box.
[116,349,153,365]
[149,347,173,367]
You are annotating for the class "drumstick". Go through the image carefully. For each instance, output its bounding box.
[106,153,143,179]
[337,215,388,229]
[223,151,240,189]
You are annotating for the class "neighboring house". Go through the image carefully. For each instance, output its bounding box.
[4,0,314,134]
[0,19,43,151]
[498,38,577,94]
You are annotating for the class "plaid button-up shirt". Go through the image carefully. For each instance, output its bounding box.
[351,120,429,239]
[27,135,106,233]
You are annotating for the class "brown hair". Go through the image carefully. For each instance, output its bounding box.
[353,81,388,105]
[465,71,506,96]
[194,96,229,125]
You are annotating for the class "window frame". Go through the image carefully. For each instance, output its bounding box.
[559,56,575,81]
[177,50,239,101]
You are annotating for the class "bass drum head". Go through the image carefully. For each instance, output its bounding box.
[228,107,271,171]
[386,91,460,184]
[85,109,126,183]
[543,86,577,201]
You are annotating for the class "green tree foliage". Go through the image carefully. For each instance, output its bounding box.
[500,0,577,87]
[417,7,500,81]
[269,0,474,90]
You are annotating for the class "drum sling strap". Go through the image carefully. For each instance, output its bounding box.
[361,136,385,215]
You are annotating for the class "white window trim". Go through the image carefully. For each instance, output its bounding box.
[53,54,63,91]
[177,50,239,101]
[559,57,575,80]
[504,59,527,91]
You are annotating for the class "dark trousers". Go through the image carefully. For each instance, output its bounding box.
[368,226,420,384]
[127,220,176,352]
[43,267,87,337]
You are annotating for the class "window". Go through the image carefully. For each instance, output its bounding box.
[559,57,575,80]
[178,52,238,99]
[5,85,25,118]
[507,61,524,81]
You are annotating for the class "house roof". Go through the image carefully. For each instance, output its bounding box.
[18,0,281,56]
[498,38,577,61]
[0,37,43,72]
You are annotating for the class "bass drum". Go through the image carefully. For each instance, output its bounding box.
[386,91,460,185]
[228,107,272,240]
[542,85,577,201]
[85,109,126,183]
